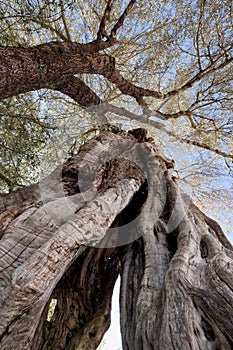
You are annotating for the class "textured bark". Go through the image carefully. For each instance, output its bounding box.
[0,42,114,100]
[0,40,163,108]
[0,129,232,350]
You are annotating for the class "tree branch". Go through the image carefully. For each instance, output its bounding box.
[110,0,136,39]
[0,43,115,100]
[106,107,233,161]
[97,0,136,42]
[59,0,72,41]
[99,48,233,114]
[165,50,233,98]
[180,138,233,160]
[52,75,102,107]
[0,172,15,189]
[3,58,229,161]
[103,69,164,100]
[1,39,232,135]
[195,0,206,71]
[97,0,114,40]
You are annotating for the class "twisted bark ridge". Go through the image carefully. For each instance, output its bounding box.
[0,129,232,350]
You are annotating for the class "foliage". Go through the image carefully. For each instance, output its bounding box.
[0,93,51,190]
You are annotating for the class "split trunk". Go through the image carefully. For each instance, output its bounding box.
[0,129,232,350]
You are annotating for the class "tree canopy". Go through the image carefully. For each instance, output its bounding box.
[0,0,232,229]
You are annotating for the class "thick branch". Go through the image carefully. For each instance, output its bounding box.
[0,43,115,100]
[53,75,101,107]
[1,40,232,131]
[103,69,164,100]
[101,54,233,115]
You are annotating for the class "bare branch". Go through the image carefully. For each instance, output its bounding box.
[97,103,166,131]
[75,94,232,162]
[195,0,206,71]
[181,138,233,160]
[111,107,232,160]
[123,108,233,160]
[165,52,233,98]
[59,0,72,41]
[206,41,214,64]
[151,123,233,160]
[97,0,114,40]
[142,107,192,120]
[29,18,68,41]
[110,0,136,39]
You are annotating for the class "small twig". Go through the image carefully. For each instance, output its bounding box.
[181,138,233,160]
[110,0,136,39]
[59,0,72,41]
[97,0,114,40]
[30,18,68,41]
[195,0,206,71]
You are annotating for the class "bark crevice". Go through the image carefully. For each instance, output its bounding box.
[0,129,232,350]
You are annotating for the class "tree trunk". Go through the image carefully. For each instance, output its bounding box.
[0,129,232,350]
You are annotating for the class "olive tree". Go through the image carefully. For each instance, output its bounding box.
[0,0,232,349]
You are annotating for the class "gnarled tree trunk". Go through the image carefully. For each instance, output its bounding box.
[0,129,232,350]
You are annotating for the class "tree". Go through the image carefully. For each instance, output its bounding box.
[0,0,232,349]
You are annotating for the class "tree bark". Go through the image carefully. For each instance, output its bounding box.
[0,42,115,100]
[0,129,232,350]
[0,41,162,107]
